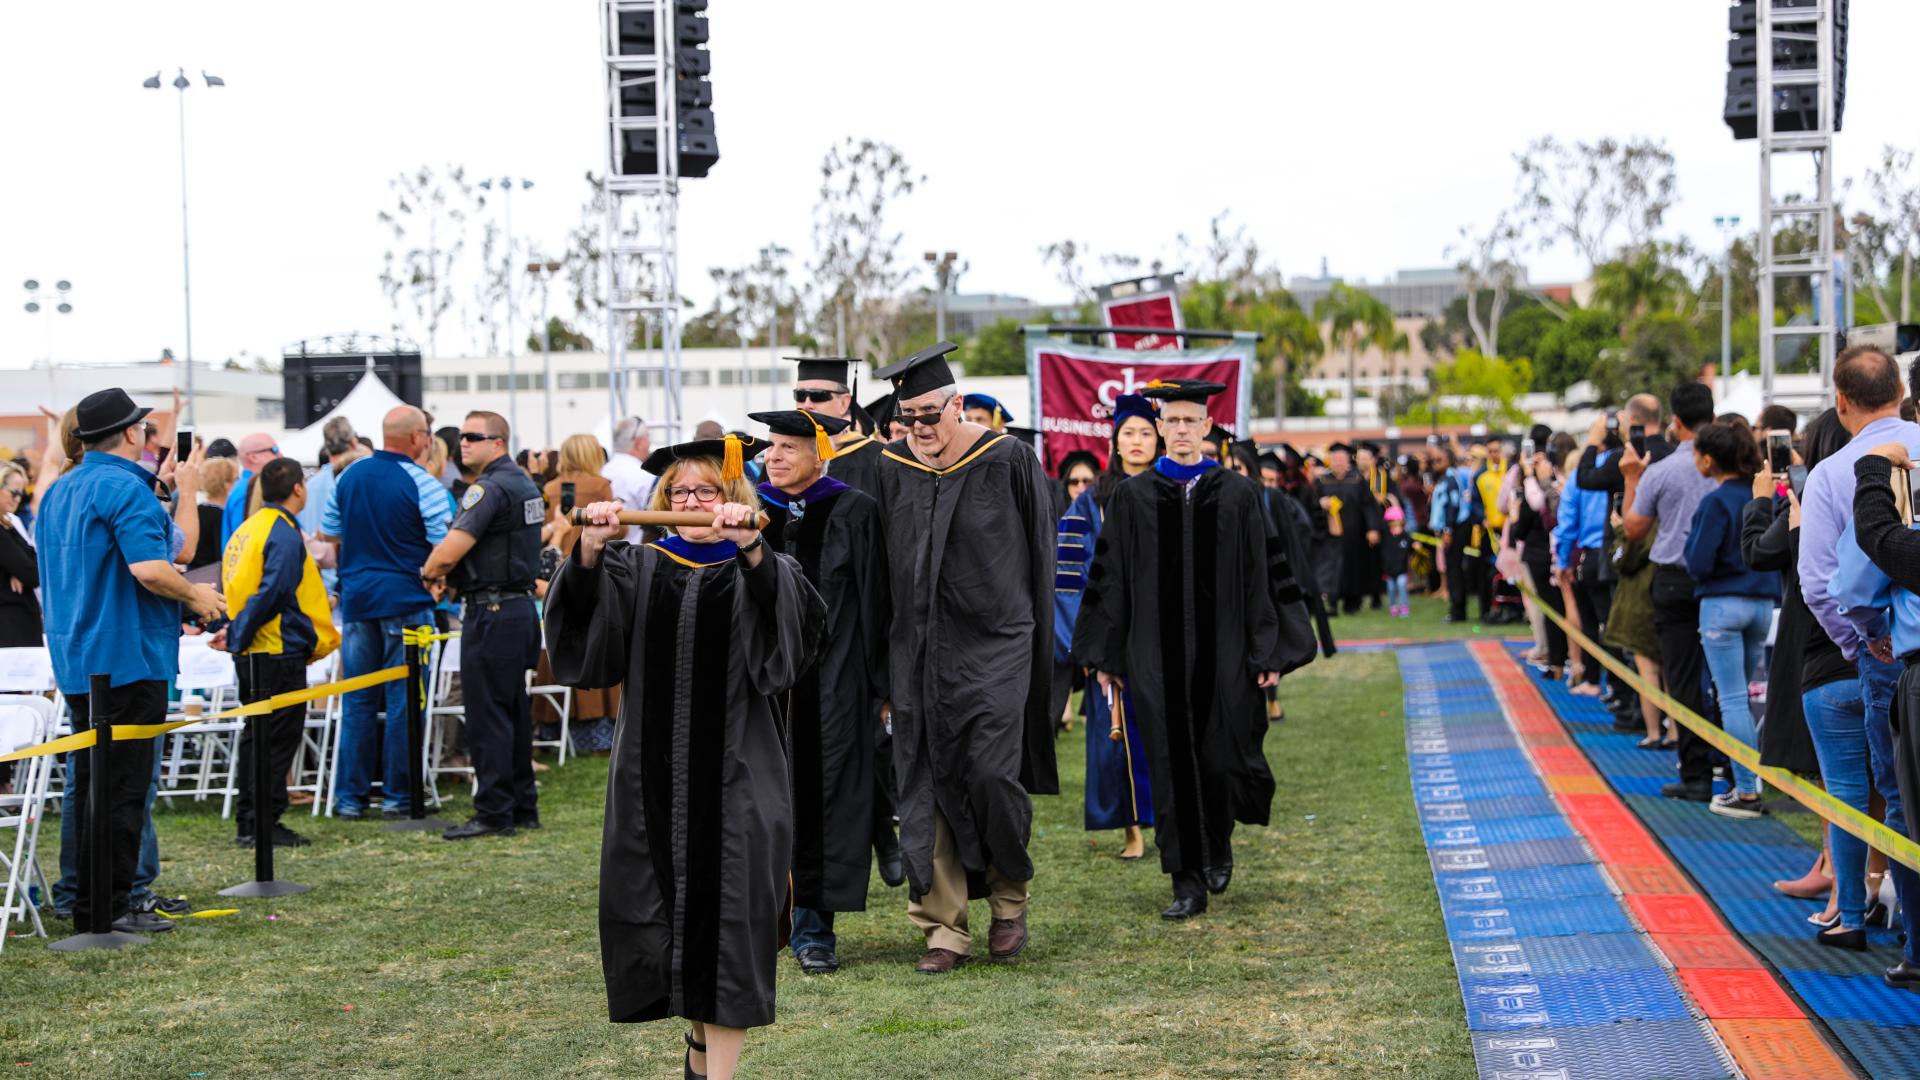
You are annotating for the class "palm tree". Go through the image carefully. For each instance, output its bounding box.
[1313,283,1396,431]
[1590,244,1691,320]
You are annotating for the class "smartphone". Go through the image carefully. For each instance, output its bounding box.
[1520,437,1536,460]
[1766,431,1792,475]
[1628,424,1646,456]
[1610,491,1624,519]
[1909,469,1920,524]
[560,481,576,515]
[1426,434,1440,447]
[1787,464,1808,500]
[176,427,194,463]
[1605,415,1620,433]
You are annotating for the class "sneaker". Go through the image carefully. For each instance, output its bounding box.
[236,824,314,848]
[133,894,191,917]
[1709,792,1767,820]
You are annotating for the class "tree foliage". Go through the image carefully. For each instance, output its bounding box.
[1530,307,1619,395]
[963,318,1027,376]
[809,138,924,368]
[1588,313,1703,406]
[1408,350,1533,426]
[377,164,486,357]
[1515,136,1677,268]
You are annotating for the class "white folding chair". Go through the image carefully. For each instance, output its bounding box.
[296,653,341,817]
[527,667,574,766]
[162,636,243,817]
[0,695,57,950]
[0,646,64,807]
[424,637,472,805]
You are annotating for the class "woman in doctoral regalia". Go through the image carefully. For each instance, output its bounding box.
[546,433,825,1080]
[1054,393,1160,860]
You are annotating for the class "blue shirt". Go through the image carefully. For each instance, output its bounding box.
[1631,439,1716,567]
[1683,478,1780,598]
[1800,415,1920,660]
[324,450,453,622]
[1551,449,1613,569]
[221,469,254,551]
[35,452,182,694]
[1428,466,1474,533]
[1831,518,1906,654]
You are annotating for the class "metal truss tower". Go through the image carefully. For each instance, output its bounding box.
[600,0,684,441]
[1756,1,1838,406]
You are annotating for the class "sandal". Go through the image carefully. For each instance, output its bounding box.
[685,1031,707,1080]
[1636,736,1665,749]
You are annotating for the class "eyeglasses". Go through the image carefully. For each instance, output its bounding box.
[667,485,722,504]
[792,388,842,404]
[1160,416,1209,429]
[460,432,502,443]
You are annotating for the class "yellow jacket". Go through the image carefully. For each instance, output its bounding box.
[1476,461,1510,530]
[222,505,339,662]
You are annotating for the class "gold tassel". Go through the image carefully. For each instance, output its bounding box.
[993,404,1004,431]
[807,412,837,460]
[721,433,743,481]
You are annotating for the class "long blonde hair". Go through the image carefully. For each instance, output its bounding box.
[558,433,607,478]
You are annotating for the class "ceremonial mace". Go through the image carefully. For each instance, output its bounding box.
[567,509,772,530]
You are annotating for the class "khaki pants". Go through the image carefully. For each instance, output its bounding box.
[907,807,1029,956]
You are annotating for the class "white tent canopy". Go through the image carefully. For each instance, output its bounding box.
[278,373,407,465]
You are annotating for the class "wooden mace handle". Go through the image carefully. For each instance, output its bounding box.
[568,508,772,530]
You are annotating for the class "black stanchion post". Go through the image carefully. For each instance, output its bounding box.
[221,652,309,898]
[389,626,449,832]
[49,673,150,950]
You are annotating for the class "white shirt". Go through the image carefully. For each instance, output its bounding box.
[601,451,654,543]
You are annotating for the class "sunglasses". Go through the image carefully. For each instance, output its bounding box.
[460,432,503,443]
[898,409,948,427]
[792,389,841,404]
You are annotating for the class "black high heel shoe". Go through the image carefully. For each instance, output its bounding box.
[685,1030,707,1080]
[1817,924,1868,952]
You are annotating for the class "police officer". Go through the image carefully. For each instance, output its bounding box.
[423,410,543,840]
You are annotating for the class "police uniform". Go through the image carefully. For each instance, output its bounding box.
[449,454,545,829]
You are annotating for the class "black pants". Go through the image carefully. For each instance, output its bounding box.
[236,654,308,836]
[1446,527,1471,621]
[462,596,540,826]
[1570,563,1615,689]
[1525,559,1568,667]
[1650,564,1719,785]
[67,679,164,931]
[1473,538,1495,619]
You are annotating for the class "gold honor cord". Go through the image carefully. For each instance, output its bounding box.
[0,665,411,764]
[1513,577,1920,875]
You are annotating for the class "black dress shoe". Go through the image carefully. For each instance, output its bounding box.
[442,818,517,841]
[110,910,174,934]
[875,834,906,888]
[1161,895,1208,920]
[795,947,840,974]
[514,815,542,830]
[1203,864,1232,895]
[1886,960,1920,991]
[1661,780,1712,803]
[1817,925,1868,951]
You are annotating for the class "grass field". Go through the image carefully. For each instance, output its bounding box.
[4,602,1472,1079]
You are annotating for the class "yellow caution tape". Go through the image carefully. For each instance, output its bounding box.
[402,626,459,646]
[1411,532,1445,547]
[1514,577,1920,875]
[0,665,409,764]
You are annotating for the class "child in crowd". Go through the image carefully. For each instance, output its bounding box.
[1381,506,1413,617]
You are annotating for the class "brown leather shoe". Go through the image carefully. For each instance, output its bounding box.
[988,913,1028,960]
[914,948,967,975]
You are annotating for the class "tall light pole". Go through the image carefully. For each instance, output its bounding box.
[1714,214,1741,376]
[145,68,223,428]
[759,244,790,409]
[924,251,959,341]
[526,257,564,449]
[479,177,533,449]
[22,279,74,365]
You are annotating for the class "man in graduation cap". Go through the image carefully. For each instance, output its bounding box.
[871,340,1058,974]
[1072,379,1317,919]
[1315,441,1384,615]
[747,408,897,975]
[961,394,1014,433]
[788,356,887,498]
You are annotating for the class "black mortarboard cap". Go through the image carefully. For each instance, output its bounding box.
[1329,441,1355,455]
[1056,449,1102,479]
[642,434,771,480]
[1258,450,1283,470]
[747,409,849,461]
[865,393,897,430]
[875,341,960,401]
[1138,378,1228,404]
[786,355,855,385]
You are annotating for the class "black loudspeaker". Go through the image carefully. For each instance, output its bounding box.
[1724,0,1848,141]
[281,350,423,429]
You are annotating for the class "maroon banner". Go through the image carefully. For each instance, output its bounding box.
[1033,344,1249,475]
[1102,293,1181,351]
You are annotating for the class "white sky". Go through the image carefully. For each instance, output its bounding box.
[4,0,1916,368]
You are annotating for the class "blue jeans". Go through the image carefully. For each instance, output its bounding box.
[54,748,161,911]
[1385,575,1409,609]
[1854,652,1920,964]
[790,906,836,956]
[1698,595,1772,796]
[1802,678,1874,929]
[336,609,436,814]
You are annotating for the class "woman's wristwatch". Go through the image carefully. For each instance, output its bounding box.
[737,534,765,557]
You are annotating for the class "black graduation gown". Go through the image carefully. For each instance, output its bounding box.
[760,479,892,911]
[1072,465,1317,876]
[1318,467,1383,603]
[826,434,886,500]
[1265,490,1336,657]
[545,541,825,1029]
[876,430,1059,897]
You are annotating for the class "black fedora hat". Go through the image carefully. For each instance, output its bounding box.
[72,388,153,442]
